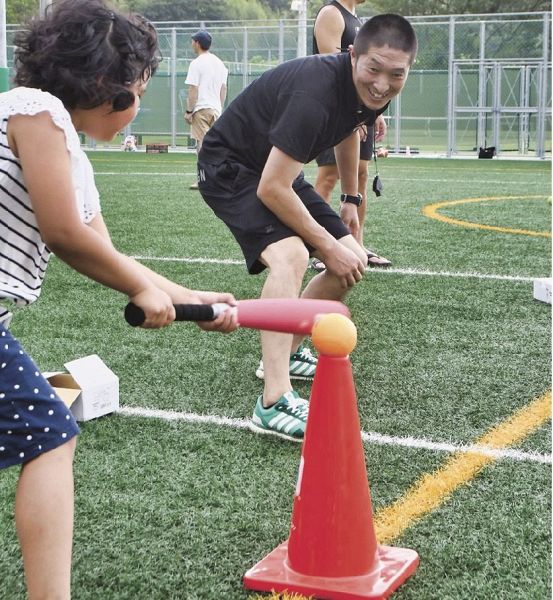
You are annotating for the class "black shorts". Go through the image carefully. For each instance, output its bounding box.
[197,160,350,274]
[315,126,374,166]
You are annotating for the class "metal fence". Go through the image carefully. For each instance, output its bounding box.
[6,11,551,157]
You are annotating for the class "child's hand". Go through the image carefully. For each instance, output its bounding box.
[189,291,238,333]
[197,307,238,334]
[193,291,237,307]
[129,287,175,328]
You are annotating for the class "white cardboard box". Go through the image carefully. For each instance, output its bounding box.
[533,278,552,305]
[44,355,119,422]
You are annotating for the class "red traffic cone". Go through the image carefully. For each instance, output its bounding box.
[243,316,419,599]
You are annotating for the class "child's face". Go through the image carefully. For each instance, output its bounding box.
[74,80,148,142]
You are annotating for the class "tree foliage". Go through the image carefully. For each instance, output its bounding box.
[5,0,551,25]
[366,0,551,16]
[6,0,38,23]
[112,0,269,21]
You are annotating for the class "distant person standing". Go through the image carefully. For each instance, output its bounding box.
[185,30,228,189]
[312,0,391,270]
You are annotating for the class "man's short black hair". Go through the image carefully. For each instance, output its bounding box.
[353,14,417,65]
[13,0,160,112]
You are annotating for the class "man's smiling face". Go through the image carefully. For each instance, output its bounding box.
[351,44,411,110]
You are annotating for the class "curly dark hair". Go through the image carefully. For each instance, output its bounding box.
[13,0,160,111]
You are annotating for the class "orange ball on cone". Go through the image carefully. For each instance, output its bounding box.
[311,313,357,357]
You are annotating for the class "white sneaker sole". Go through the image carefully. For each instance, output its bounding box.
[248,420,303,442]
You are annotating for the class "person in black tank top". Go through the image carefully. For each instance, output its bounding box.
[312,0,391,270]
[313,0,361,54]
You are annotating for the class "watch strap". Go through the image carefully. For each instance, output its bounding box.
[340,193,363,206]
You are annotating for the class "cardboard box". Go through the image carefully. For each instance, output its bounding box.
[44,355,119,421]
[533,278,552,305]
[146,143,168,154]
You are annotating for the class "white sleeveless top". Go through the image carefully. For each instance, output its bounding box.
[0,87,101,322]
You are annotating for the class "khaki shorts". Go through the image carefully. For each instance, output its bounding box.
[190,108,218,143]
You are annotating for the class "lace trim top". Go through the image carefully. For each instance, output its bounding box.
[0,87,101,307]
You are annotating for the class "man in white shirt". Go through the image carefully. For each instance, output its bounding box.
[185,30,228,189]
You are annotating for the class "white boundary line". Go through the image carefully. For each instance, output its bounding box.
[96,172,188,176]
[133,255,243,265]
[95,171,550,186]
[117,405,551,465]
[131,255,543,283]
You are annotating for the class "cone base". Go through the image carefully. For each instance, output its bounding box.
[243,540,419,600]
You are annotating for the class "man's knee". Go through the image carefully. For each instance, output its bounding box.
[262,238,310,279]
[339,235,368,269]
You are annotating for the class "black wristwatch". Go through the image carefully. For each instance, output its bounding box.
[340,193,363,207]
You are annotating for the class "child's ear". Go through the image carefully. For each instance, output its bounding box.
[112,90,135,111]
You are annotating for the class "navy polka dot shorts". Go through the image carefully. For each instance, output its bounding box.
[0,324,79,469]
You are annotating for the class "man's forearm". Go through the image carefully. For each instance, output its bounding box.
[334,131,360,195]
[258,183,336,255]
[187,87,198,112]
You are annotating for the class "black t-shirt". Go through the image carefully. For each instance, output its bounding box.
[199,52,389,173]
[313,0,361,54]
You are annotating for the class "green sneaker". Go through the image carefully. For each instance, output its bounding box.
[255,345,318,380]
[249,390,309,442]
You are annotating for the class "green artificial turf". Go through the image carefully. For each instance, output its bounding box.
[0,153,550,599]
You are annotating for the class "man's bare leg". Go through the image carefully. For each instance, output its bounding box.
[258,237,310,407]
[314,164,339,204]
[357,159,369,246]
[291,234,367,352]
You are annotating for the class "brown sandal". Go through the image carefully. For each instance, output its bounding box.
[310,258,326,273]
[366,249,392,268]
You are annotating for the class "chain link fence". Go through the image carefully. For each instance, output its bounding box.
[6,12,551,156]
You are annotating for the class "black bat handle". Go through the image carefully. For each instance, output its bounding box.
[124,302,221,327]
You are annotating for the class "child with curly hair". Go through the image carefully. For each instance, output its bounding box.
[0,1,236,597]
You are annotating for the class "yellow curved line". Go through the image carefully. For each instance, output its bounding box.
[422,195,551,238]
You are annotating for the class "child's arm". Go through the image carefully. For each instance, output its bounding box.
[88,215,237,333]
[9,112,175,328]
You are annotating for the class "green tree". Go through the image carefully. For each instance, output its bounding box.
[263,0,291,12]
[6,0,39,23]
[119,0,269,21]
[368,0,551,15]
[224,0,270,20]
